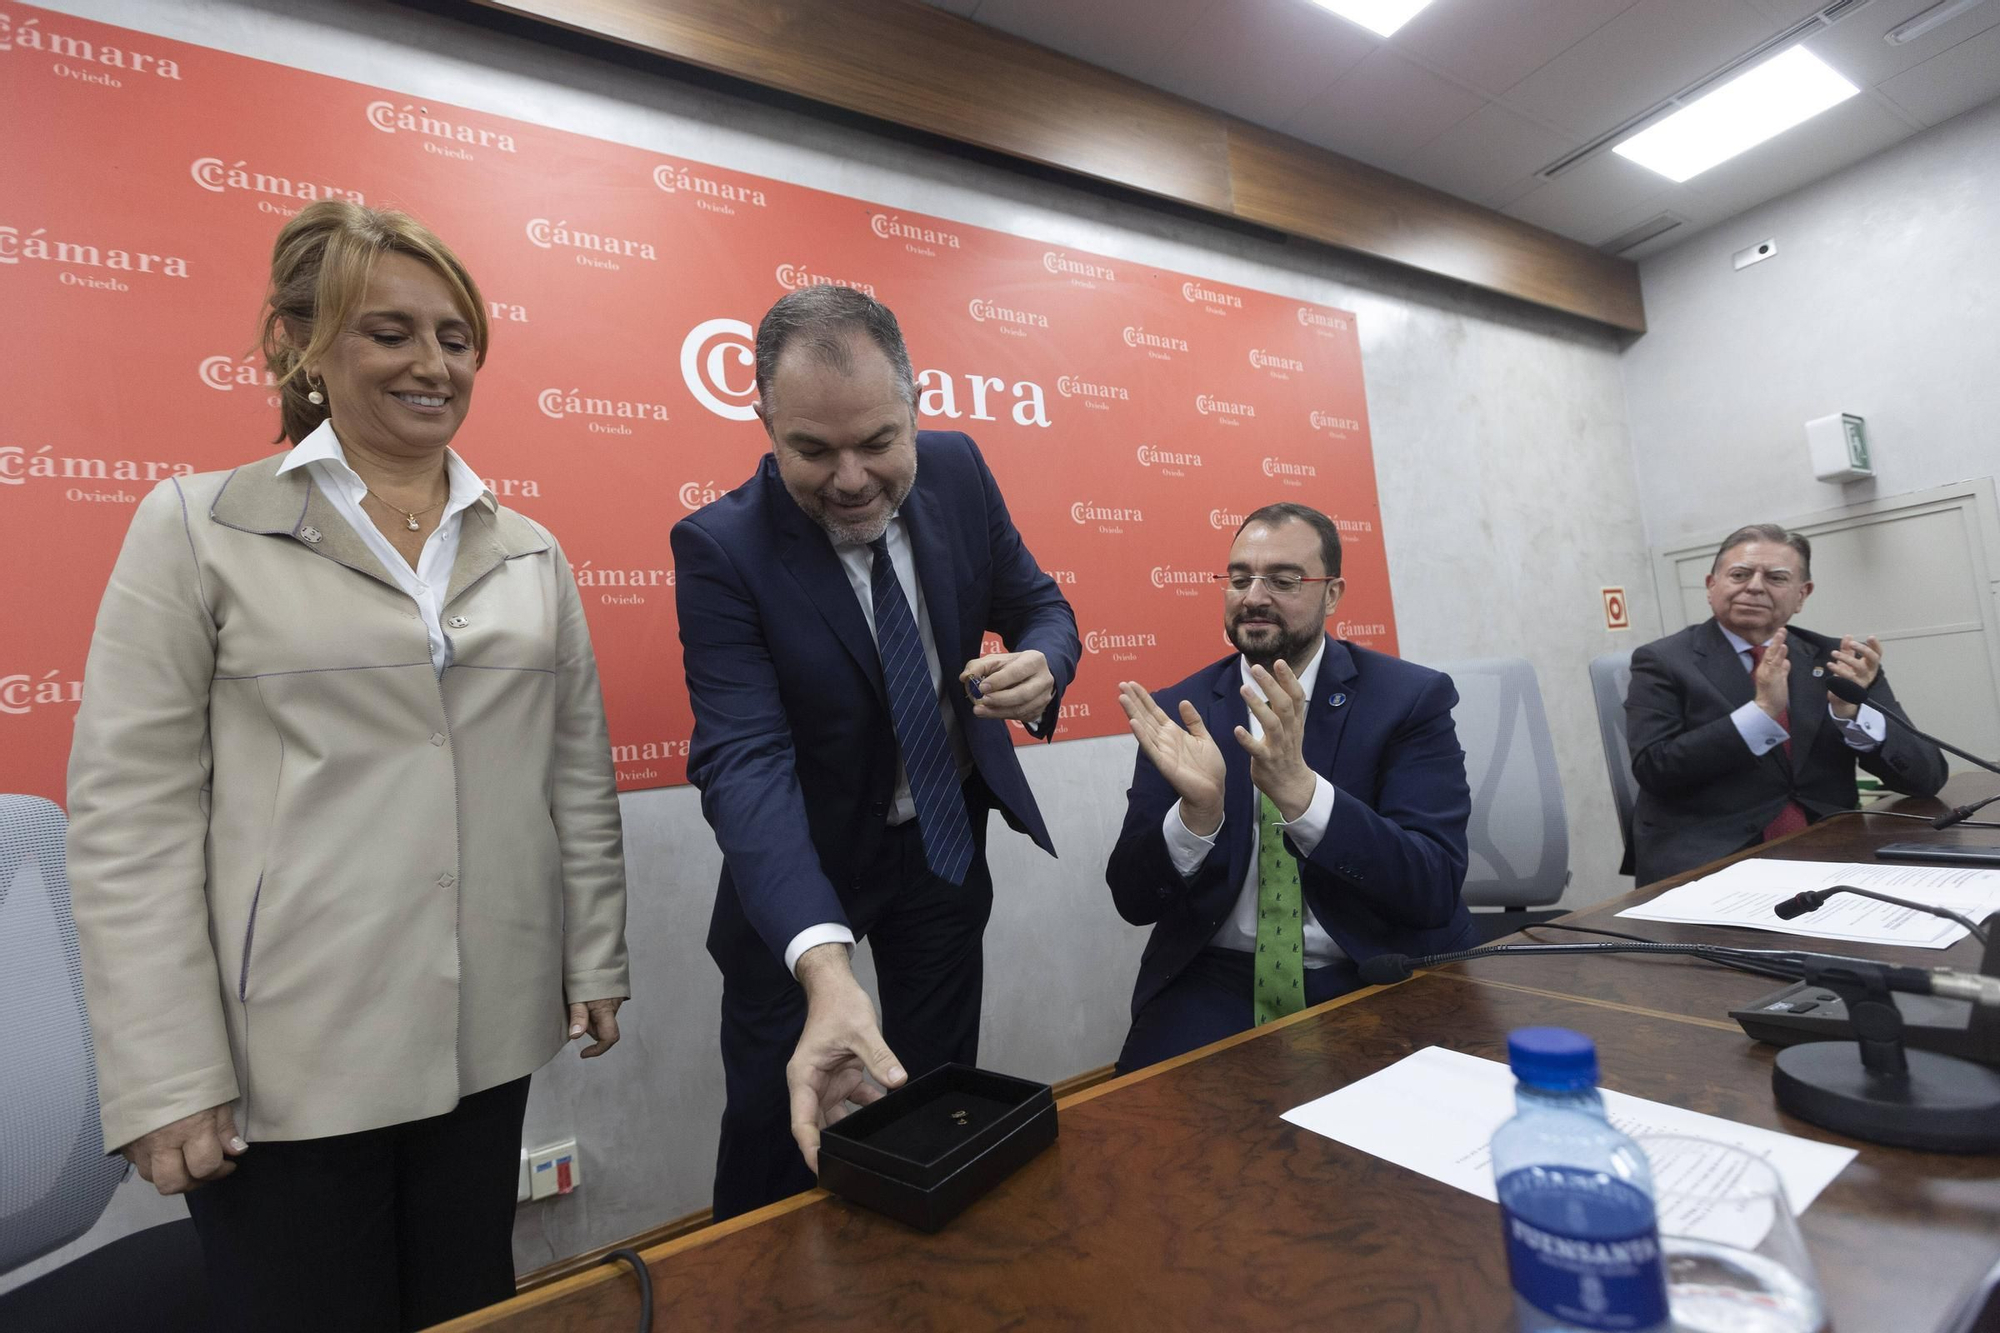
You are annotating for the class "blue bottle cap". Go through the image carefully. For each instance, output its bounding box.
[1507,1027,1599,1090]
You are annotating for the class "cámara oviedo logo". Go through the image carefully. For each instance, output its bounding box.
[653,162,766,213]
[1262,457,1318,484]
[1122,326,1189,360]
[1310,409,1362,434]
[200,355,275,392]
[191,158,364,217]
[538,387,670,433]
[1149,567,1208,597]
[1043,251,1115,284]
[0,11,183,84]
[1083,629,1158,659]
[366,100,517,158]
[678,480,725,510]
[1181,280,1242,313]
[774,263,875,297]
[1134,444,1201,475]
[680,317,1051,428]
[1056,375,1128,407]
[1195,394,1255,422]
[968,298,1049,333]
[1,670,84,716]
[1,445,194,506]
[574,561,673,609]
[1071,501,1143,534]
[1,225,188,282]
[1208,507,1247,531]
[1297,306,1350,334]
[526,218,657,270]
[1248,348,1304,375]
[871,213,961,256]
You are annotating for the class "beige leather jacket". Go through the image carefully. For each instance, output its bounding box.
[67,455,630,1150]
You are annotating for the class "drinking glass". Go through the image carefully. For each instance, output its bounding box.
[1633,1134,1829,1333]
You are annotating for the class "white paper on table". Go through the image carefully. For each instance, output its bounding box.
[1281,1047,1856,1232]
[1614,857,2000,948]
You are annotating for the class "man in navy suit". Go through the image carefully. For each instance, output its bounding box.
[672,286,1079,1218]
[1106,503,1473,1072]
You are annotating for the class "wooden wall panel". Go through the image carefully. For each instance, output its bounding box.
[472,0,1645,331]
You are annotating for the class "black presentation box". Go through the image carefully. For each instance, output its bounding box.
[818,1064,1058,1232]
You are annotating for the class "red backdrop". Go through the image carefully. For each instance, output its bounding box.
[0,2,1394,796]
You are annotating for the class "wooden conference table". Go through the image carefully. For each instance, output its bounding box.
[441,775,2000,1333]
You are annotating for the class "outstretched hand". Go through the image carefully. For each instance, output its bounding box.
[1119,680,1226,834]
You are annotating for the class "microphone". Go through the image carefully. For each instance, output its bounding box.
[1774,885,1991,943]
[1357,940,2000,1007]
[1819,673,2000,777]
[1934,791,2000,831]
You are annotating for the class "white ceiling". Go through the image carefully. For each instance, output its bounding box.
[920,0,2000,259]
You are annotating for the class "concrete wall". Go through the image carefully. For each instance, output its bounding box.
[7,0,1652,1292]
[1622,98,2000,550]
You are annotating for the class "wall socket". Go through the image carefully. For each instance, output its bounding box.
[526,1139,580,1201]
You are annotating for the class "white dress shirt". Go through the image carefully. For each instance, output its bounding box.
[784,513,970,975]
[1159,640,1346,967]
[1719,624,1885,756]
[275,420,488,676]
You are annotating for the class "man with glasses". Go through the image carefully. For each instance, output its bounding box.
[1104,502,1475,1071]
[1626,523,1946,884]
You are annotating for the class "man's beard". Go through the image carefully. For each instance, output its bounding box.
[797,464,917,546]
[1227,613,1320,670]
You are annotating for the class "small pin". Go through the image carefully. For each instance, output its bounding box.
[1328,692,1348,707]
[299,526,322,544]
[447,616,469,629]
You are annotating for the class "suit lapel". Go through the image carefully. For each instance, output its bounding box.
[903,480,962,675]
[1694,619,1755,709]
[1303,638,1358,780]
[1786,630,1830,767]
[1208,660,1254,893]
[444,502,550,606]
[767,462,887,707]
[209,455,401,594]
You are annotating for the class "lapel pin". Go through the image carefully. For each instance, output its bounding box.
[299,526,322,544]
[1329,692,1348,708]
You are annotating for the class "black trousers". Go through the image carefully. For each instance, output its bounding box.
[183,1075,531,1333]
[1116,947,1361,1074]
[711,800,994,1221]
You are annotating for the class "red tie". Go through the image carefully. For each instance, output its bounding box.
[1749,643,1809,842]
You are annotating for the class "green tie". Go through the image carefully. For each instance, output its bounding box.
[1253,792,1307,1025]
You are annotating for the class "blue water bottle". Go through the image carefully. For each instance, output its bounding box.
[1492,1027,1669,1333]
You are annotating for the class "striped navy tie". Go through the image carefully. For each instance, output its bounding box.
[869,534,973,886]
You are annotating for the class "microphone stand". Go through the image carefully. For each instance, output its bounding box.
[1773,942,2000,1152]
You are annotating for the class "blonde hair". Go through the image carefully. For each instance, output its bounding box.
[260,201,489,445]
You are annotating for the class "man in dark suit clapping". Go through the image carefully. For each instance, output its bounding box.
[1626,523,1947,884]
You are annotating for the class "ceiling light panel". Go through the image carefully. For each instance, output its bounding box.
[1612,46,1860,183]
[1308,0,1439,40]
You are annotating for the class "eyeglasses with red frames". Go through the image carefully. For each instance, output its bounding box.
[1212,573,1338,596]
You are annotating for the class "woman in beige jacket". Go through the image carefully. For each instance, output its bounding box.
[65,201,630,1333]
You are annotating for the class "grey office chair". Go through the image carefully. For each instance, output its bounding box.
[1434,659,1570,943]
[1589,649,1638,876]
[0,794,127,1272]
[0,794,211,1332]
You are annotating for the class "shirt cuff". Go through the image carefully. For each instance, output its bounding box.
[1833,701,1886,751]
[1276,776,1337,858]
[1731,700,1789,756]
[785,923,856,978]
[1163,800,1222,880]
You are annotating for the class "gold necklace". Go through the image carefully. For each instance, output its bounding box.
[362,482,449,532]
